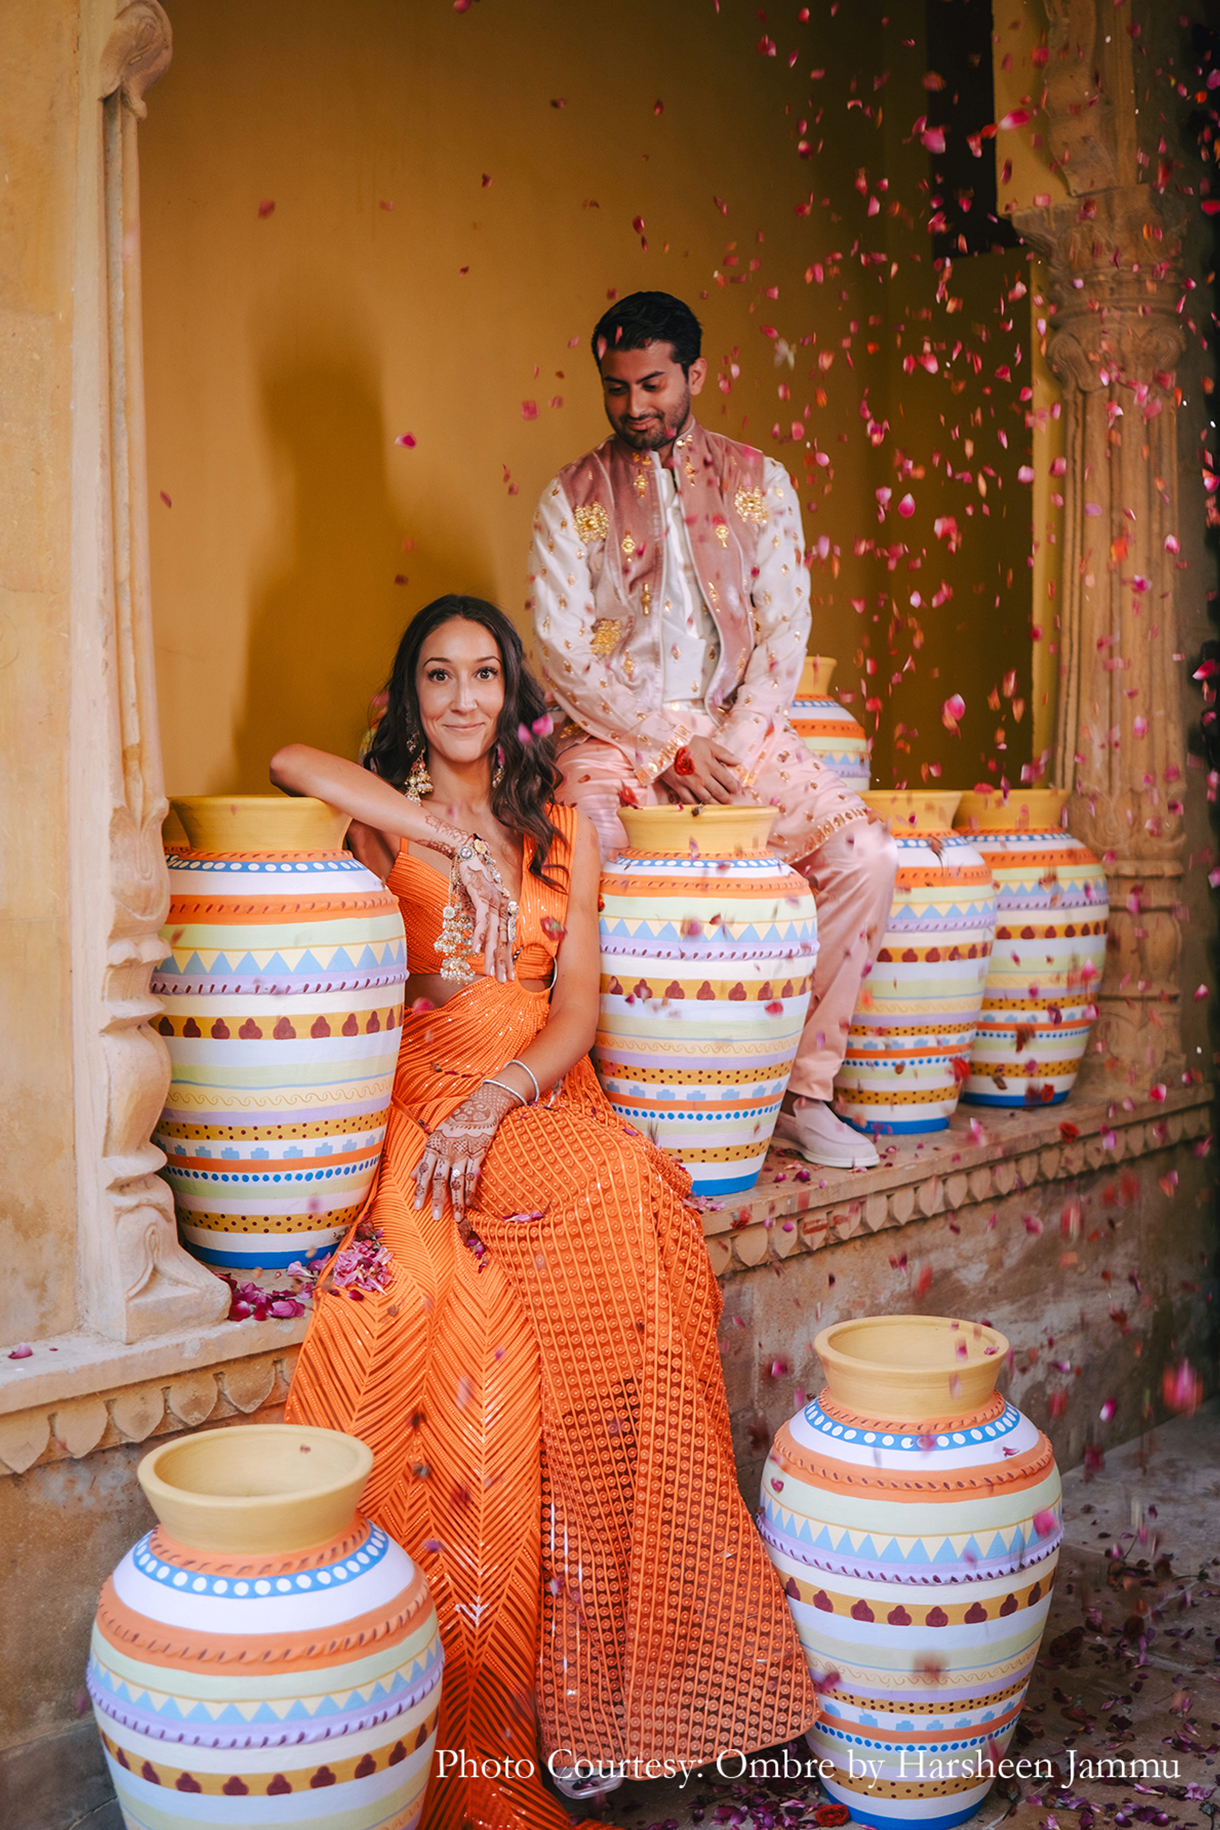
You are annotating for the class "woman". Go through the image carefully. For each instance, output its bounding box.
[275,596,817,1830]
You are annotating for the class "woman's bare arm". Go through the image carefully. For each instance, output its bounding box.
[270,745,511,975]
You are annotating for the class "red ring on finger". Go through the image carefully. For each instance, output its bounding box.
[673,745,695,777]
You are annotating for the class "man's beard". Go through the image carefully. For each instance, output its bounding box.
[612,387,691,450]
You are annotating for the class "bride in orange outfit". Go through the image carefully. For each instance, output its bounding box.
[273,596,817,1830]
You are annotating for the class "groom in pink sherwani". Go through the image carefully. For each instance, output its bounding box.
[527,291,897,1171]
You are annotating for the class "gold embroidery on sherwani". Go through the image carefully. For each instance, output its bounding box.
[621,532,637,557]
[573,503,610,545]
[715,524,729,547]
[589,618,623,657]
[634,473,648,498]
[734,485,769,527]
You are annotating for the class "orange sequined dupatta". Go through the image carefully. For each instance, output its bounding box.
[287,808,818,1830]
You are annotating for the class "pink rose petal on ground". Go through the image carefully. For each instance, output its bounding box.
[7,1343,32,1359]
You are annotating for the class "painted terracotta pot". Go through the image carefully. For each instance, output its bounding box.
[954,790,1109,1108]
[833,793,997,1135]
[593,805,818,1195]
[89,1424,442,1830]
[151,797,408,1271]
[789,656,871,789]
[760,1316,1062,1830]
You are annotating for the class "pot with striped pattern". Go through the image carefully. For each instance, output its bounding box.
[593,805,818,1195]
[760,1316,1062,1830]
[788,656,871,789]
[152,797,408,1272]
[954,790,1109,1107]
[89,1424,442,1830]
[833,792,996,1135]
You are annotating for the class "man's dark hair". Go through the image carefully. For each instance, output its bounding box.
[591,292,702,375]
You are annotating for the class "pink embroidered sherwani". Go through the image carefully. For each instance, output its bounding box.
[527,420,897,1101]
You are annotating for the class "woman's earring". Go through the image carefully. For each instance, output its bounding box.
[491,758,505,792]
[404,752,433,801]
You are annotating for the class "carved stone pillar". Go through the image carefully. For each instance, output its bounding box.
[1013,4,1189,1092]
[70,0,227,1340]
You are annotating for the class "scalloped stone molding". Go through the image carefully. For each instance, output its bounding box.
[2,1086,1207,1477]
[0,1347,299,1477]
[699,1086,1211,1278]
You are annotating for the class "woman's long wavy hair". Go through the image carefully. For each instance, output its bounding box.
[363,595,565,881]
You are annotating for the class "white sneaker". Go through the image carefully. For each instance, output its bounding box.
[550,1767,624,1803]
[773,1100,880,1170]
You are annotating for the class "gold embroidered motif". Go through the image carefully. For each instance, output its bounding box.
[623,655,635,681]
[573,503,610,545]
[589,618,623,657]
[622,532,637,557]
[634,473,648,498]
[735,486,769,527]
[641,583,652,615]
[715,525,729,547]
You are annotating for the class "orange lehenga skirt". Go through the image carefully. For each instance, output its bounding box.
[286,832,818,1830]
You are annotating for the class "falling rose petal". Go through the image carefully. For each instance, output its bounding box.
[921,127,946,154]
[532,712,554,737]
[898,493,916,518]
[998,109,1030,129]
[394,433,417,448]
[159,490,172,507]
[765,1000,784,1015]
[654,99,664,115]
[1165,533,1180,553]
[1023,1214,1043,1236]
[521,400,538,420]
[1162,1358,1203,1416]
[257,199,275,218]
[481,173,492,187]
[517,723,533,744]
[1017,465,1035,484]
[1032,1508,1058,1538]
[1194,983,1209,1000]
[632,215,646,234]
[942,693,965,732]
[1100,1398,1116,1422]
[1133,715,1148,737]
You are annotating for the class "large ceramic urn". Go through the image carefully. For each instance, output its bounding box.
[760,1316,1062,1830]
[89,1424,443,1830]
[954,789,1109,1107]
[593,805,817,1195]
[789,656,871,789]
[833,792,997,1135]
[151,797,408,1272]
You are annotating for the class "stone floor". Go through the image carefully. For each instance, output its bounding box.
[77,1404,1219,1830]
[575,1400,1220,1830]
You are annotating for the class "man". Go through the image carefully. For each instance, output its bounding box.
[527,290,896,1170]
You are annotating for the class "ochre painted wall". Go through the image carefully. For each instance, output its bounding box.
[140,0,1034,799]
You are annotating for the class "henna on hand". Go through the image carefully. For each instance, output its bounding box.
[412,1080,520,1223]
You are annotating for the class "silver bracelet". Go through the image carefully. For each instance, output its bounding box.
[482,1076,526,1106]
[505,1058,541,1104]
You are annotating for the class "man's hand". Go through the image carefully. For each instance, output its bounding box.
[656,735,742,804]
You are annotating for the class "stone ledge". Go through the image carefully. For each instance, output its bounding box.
[0,1307,307,1417]
[699,1083,1212,1276]
[0,1086,1208,1476]
[0,1346,300,1477]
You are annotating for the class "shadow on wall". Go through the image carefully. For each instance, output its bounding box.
[232,339,495,790]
